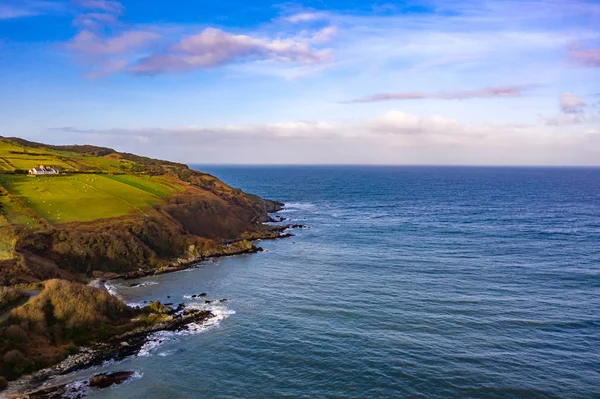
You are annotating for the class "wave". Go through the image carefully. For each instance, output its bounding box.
[125,281,159,289]
[104,281,121,298]
[138,302,235,358]
[103,281,160,307]
[103,282,147,308]
[280,202,315,213]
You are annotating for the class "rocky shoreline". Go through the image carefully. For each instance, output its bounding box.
[6,219,309,398]
[108,223,307,281]
[7,302,215,398]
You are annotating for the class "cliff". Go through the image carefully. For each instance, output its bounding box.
[0,136,284,285]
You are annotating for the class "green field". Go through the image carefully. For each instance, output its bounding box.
[0,193,40,228]
[0,139,133,173]
[0,137,193,226]
[103,174,176,197]
[0,174,178,224]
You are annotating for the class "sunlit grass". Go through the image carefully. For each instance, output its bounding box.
[0,174,168,224]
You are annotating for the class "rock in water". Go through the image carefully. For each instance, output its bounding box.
[89,371,135,389]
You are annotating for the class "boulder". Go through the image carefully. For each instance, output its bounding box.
[89,371,135,389]
[145,301,168,314]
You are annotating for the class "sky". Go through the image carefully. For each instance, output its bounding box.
[0,0,599,165]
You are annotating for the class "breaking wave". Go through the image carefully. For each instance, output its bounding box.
[138,302,235,358]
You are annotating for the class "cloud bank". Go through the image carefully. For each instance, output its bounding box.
[49,108,600,165]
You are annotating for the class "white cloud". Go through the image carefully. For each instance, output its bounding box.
[283,12,330,23]
[130,28,332,75]
[311,26,338,44]
[67,30,160,56]
[541,93,599,125]
[560,92,586,114]
[0,1,61,20]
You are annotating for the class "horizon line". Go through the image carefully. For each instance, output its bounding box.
[188,163,600,168]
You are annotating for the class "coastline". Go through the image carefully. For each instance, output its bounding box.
[103,223,300,281]
[5,216,307,397]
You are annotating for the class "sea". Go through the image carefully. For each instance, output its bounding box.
[49,166,600,398]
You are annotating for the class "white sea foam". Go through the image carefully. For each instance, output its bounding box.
[130,370,143,383]
[104,281,160,307]
[104,281,121,298]
[103,282,138,307]
[280,202,314,213]
[137,302,235,357]
[127,281,159,288]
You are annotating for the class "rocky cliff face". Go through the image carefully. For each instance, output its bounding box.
[2,184,283,285]
[0,137,285,285]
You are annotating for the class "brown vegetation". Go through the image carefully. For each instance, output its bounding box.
[0,287,25,307]
[0,280,137,382]
[0,138,286,388]
[0,138,282,284]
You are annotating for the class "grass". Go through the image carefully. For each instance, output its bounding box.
[0,193,40,228]
[0,227,15,260]
[0,174,168,224]
[1,157,72,171]
[103,174,177,197]
[0,140,132,174]
[153,176,187,193]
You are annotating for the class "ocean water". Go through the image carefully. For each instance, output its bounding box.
[59,167,600,398]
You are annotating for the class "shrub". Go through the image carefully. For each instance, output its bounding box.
[0,376,7,391]
[2,350,27,378]
[4,325,27,343]
[0,279,138,381]
[0,287,25,308]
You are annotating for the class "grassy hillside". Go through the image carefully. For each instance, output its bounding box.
[0,139,131,174]
[0,136,282,284]
[0,137,192,260]
[0,174,180,224]
[0,280,137,381]
[0,137,283,388]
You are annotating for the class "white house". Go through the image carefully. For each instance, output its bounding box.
[28,165,59,175]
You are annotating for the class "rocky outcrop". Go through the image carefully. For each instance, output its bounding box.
[7,302,213,395]
[10,371,135,398]
[89,371,135,389]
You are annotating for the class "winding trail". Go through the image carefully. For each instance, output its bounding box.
[0,290,40,322]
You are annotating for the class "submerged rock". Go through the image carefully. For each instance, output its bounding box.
[89,371,135,389]
[13,371,134,398]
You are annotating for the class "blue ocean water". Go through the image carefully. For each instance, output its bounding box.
[64,167,600,398]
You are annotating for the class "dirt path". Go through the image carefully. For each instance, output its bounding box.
[0,289,40,322]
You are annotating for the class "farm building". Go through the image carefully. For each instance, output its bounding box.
[28,165,59,175]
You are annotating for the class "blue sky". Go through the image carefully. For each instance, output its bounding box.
[0,0,599,164]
